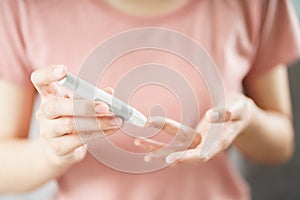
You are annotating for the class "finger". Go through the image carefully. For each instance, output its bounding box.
[165,149,209,164]
[45,116,122,137]
[205,100,245,123]
[148,116,179,134]
[79,129,117,144]
[226,100,245,121]
[149,116,198,143]
[189,134,202,149]
[144,152,167,163]
[49,128,119,156]
[134,138,188,163]
[74,116,123,133]
[174,123,229,164]
[134,137,166,152]
[143,146,182,163]
[49,145,88,166]
[69,145,88,163]
[41,98,110,119]
[103,87,114,95]
[205,108,230,123]
[31,65,67,89]
[50,134,84,156]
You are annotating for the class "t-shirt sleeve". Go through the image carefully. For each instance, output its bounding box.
[0,0,32,87]
[249,0,300,76]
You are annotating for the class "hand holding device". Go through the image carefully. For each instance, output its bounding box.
[58,73,148,127]
[31,65,122,169]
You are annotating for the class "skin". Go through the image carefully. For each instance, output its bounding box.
[0,66,123,192]
[136,65,294,165]
[0,0,295,193]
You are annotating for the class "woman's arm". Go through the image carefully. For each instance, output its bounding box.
[235,64,294,164]
[0,65,123,193]
[0,81,61,192]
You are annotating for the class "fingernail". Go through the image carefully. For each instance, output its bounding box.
[144,154,152,163]
[206,110,219,122]
[53,65,65,76]
[134,139,141,146]
[109,117,123,126]
[165,152,181,164]
[95,104,109,114]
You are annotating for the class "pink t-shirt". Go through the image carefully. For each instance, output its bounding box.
[1,0,300,199]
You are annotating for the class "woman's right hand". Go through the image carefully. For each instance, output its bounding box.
[31,65,123,170]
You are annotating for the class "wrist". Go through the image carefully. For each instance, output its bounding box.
[234,96,260,142]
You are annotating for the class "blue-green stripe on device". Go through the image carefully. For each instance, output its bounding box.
[58,73,148,127]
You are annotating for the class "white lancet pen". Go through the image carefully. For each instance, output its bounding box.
[58,73,148,127]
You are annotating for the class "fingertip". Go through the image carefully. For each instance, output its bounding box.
[95,103,109,114]
[205,110,220,123]
[134,138,142,146]
[30,68,44,85]
[31,65,68,87]
[165,152,181,164]
[165,156,175,164]
[103,87,114,95]
[205,109,231,123]
[74,146,87,162]
[53,65,67,79]
[144,154,152,163]
[197,149,210,163]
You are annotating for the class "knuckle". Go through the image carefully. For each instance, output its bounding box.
[36,118,48,137]
[104,129,117,136]
[97,118,110,130]
[35,109,43,120]
[52,136,82,156]
[39,123,53,139]
[74,99,94,116]
[59,118,74,133]
[98,118,116,131]
[246,97,255,108]
[43,99,57,118]
[81,130,107,144]
[39,129,47,138]
[52,143,65,156]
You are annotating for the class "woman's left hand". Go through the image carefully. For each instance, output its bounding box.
[134,94,255,164]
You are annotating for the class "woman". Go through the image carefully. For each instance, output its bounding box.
[0,0,299,199]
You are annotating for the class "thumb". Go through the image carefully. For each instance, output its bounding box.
[206,100,245,123]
